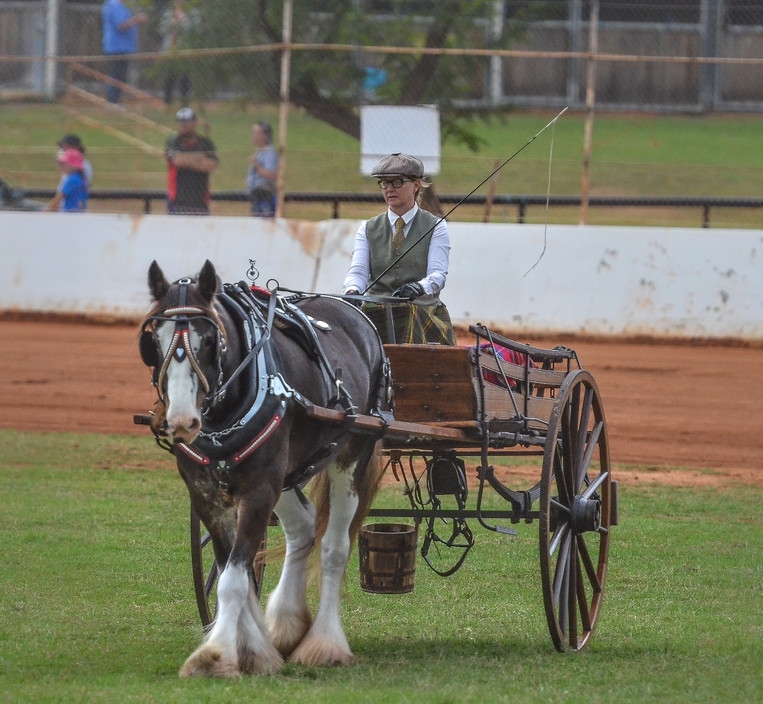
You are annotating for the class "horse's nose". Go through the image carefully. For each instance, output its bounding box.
[167,414,202,444]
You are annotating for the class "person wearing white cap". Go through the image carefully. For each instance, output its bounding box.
[165,108,219,215]
[343,153,456,345]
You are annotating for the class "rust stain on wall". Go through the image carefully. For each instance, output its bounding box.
[284,220,325,258]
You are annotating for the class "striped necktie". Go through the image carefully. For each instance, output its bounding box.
[392,217,405,254]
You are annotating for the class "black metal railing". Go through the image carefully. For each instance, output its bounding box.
[14,189,763,228]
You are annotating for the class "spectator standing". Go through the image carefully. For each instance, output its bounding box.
[46,135,93,212]
[47,149,89,213]
[246,121,278,217]
[159,0,198,104]
[58,135,93,186]
[165,107,218,215]
[343,153,456,345]
[101,0,148,104]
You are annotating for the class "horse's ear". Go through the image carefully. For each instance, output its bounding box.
[148,260,170,301]
[197,260,218,302]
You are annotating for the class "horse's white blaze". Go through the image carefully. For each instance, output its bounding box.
[157,323,203,443]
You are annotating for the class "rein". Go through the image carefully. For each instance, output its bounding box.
[204,281,279,409]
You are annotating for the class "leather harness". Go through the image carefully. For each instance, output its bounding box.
[141,280,389,497]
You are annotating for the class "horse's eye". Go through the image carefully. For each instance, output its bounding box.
[198,330,217,355]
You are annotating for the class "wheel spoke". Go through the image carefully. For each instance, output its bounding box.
[579,420,603,488]
[577,534,602,593]
[558,540,571,638]
[550,497,571,516]
[554,445,571,507]
[576,551,592,631]
[569,382,581,445]
[562,399,577,500]
[549,519,570,557]
[568,535,579,645]
[574,388,594,492]
[204,562,218,598]
[552,530,572,609]
[581,468,608,501]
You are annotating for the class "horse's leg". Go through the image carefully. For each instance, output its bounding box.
[265,488,316,656]
[180,489,283,678]
[178,459,237,568]
[289,457,360,666]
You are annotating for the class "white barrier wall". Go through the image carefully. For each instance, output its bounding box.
[1,211,761,340]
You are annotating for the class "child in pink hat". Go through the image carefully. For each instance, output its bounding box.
[47,148,89,212]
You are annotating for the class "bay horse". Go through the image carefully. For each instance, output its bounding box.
[139,260,389,677]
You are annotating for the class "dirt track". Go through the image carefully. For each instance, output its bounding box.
[1,318,760,487]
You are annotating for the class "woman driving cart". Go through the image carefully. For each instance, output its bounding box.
[343,152,456,345]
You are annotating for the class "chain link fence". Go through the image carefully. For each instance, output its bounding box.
[1,0,761,224]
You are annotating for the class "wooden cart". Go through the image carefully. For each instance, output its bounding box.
[188,323,617,653]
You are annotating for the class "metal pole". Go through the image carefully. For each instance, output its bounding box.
[567,0,583,108]
[580,0,599,225]
[44,0,60,101]
[276,0,293,219]
[699,0,721,112]
[488,1,504,106]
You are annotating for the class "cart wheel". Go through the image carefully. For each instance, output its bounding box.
[190,507,267,630]
[539,370,612,652]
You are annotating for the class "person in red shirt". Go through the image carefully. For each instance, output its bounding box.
[165,108,218,215]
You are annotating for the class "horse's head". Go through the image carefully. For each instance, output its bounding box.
[140,260,225,444]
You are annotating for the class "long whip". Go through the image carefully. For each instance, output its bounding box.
[362,107,568,294]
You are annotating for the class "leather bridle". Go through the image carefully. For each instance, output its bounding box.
[140,278,225,408]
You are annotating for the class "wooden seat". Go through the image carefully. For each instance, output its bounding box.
[384,338,575,431]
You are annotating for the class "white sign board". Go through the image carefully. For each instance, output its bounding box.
[360,105,440,175]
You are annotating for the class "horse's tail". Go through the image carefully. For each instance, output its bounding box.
[310,439,385,556]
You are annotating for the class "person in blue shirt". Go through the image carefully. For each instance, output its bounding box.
[52,149,89,213]
[246,122,278,217]
[45,135,94,213]
[101,0,148,103]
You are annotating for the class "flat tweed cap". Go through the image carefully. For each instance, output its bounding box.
[371,153,424,179]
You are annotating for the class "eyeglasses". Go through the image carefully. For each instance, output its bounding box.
[377,178,414,190]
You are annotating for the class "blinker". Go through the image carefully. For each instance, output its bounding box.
[139,329,160,368]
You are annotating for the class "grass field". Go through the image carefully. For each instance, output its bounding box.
[1,102,761,227]
[1,429,760,703]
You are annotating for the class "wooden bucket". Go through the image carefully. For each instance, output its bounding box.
[358,523,418,594]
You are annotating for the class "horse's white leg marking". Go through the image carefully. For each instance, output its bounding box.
[290,462,358,666]
[266,490,316,656]
[157,325,202,443]
[179,563,282,678]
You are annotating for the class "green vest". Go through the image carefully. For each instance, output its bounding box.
[365,208,441,307]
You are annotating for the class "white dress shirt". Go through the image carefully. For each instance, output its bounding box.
[343,205,450,295]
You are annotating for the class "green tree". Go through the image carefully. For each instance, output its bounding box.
[183,0,541,149]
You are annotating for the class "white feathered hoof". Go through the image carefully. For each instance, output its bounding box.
[238,644,284,676]
[179,644,241,679]
[267,606,313,657]
[288,634,354,667]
